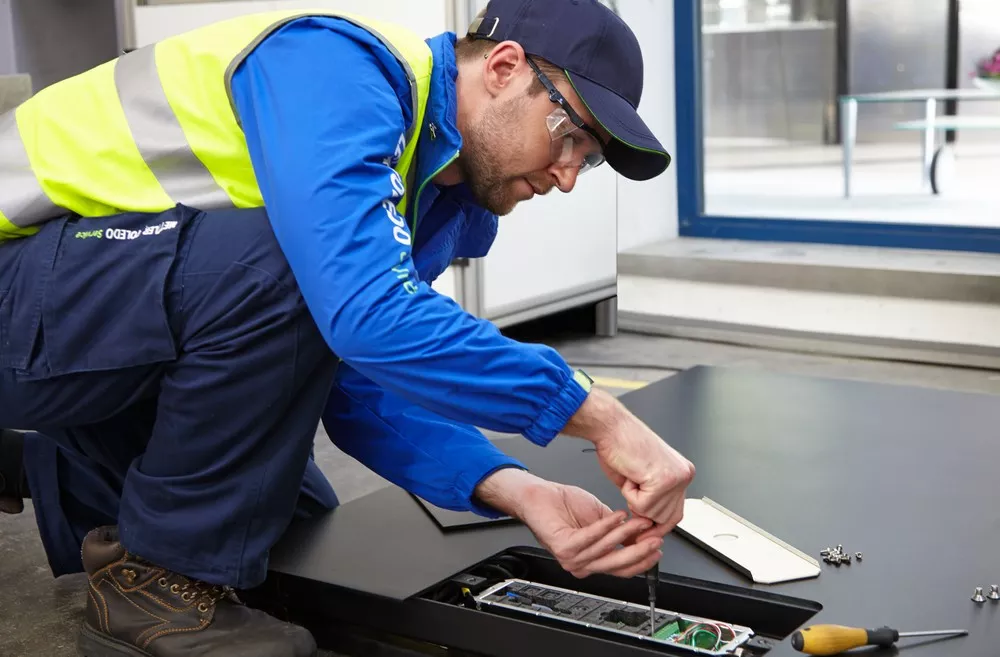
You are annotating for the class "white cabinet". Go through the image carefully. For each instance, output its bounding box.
[478,164,618,328]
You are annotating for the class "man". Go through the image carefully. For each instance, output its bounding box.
[0,1,695,655]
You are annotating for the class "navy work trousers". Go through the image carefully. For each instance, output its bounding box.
[0,205,340,589]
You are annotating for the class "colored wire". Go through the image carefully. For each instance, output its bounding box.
[699,622,725,638]
[715,623,736,639]
[689,629,719,648]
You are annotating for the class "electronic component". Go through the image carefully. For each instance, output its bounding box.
[475,579,754,655]
[448,573,490,594]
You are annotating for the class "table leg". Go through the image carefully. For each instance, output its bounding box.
[841,98,857,198]
[595,296,618,338]
[921,98,936,191]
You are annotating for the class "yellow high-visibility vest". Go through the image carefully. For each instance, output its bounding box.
[0,10,433,242]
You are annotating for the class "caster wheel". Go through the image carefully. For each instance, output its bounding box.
[930,145,956,195]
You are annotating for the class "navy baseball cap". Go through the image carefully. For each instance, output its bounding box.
[468,0,671,181]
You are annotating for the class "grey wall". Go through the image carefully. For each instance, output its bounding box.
[0,0,16,75]
[9,0,119,91]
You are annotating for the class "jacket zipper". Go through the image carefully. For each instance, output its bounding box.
[409,150,459,240]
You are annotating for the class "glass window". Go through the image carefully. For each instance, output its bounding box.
[700,0,1000,229]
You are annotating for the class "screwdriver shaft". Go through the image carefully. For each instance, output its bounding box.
[898,629,968,638]
[646,561,659,637]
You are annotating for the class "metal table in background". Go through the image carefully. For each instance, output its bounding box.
[839,88,1000,197]
[260,366,1000,657]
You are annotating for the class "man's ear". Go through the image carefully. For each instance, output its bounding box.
[482,40,528,98]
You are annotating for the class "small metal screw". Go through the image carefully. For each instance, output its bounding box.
[842,554,852,564]
[855,552,863,561]
[836,544,843,553]
[972,587,987,603]
[989,585,1000,601]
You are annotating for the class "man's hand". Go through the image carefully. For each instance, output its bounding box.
[475,468,662,579]
[563,387,695,536]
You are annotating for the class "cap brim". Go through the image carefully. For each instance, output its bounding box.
[565,71,671,181]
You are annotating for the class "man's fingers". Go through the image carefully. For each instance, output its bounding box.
[555,509,628,557]
[575,537,662,578]
[631,520,673,545]
[646,495,683,527]
[624,488,686,528]
[607,547,663,579]
[567,517,653,568]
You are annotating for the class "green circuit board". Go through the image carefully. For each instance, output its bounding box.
[474,579,753,655]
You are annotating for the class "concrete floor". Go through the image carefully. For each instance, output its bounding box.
[4,330,1000,656]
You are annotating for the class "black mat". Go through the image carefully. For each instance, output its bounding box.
[270,366,1000,656]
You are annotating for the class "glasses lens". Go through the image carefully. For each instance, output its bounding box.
[547,108,605,174]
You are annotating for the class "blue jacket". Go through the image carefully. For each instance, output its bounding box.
[229,17,591,516]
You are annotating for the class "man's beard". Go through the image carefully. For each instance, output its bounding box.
[458,96,529,216]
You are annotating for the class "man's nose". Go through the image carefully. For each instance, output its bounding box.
[550,163,580,193]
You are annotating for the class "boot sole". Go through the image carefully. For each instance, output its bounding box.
[77,622,151,657]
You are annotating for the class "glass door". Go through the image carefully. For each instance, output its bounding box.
[676,0,1000,253]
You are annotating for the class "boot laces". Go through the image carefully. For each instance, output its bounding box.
[128,552,238,612]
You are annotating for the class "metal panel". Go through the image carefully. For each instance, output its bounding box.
[848,0,950,143]
[703,23,837,143]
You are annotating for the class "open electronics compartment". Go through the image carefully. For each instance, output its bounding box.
[253,546,822,657]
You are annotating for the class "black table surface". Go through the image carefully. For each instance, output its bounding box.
[270,366,1000,656]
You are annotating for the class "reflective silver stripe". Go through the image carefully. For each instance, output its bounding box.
[0,110,57,227]
[115,46,234,209]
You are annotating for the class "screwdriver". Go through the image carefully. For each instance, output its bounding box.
[645,561,658,636]
[791,624,968,655]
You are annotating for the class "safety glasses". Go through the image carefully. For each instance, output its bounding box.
[526,57,606,175]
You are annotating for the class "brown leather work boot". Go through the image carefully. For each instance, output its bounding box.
[0,429,28,515]
[76,526,317,657]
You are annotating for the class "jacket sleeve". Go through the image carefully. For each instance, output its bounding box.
[324,362,527,517]
[229,17,589,447]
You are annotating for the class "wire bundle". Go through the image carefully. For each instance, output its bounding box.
[676,621,736,651]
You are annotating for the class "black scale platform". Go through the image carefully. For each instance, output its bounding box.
[259,366,1000,656]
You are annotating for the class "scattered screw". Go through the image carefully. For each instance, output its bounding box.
[973,587,987,603]
[989,585,1000,602]
[821,545,862,567]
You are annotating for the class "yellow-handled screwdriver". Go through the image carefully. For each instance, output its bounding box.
[791,624,967,655]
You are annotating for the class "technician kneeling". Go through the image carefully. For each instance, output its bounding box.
[0,1,694,656]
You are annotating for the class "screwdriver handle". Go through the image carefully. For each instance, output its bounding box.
[791,625,899,655]
[646,562,659,596]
